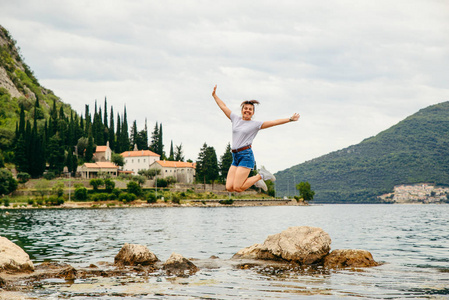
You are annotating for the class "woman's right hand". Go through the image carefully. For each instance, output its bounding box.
[212,85,217,97]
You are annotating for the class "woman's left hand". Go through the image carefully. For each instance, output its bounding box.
[290,113,300,122]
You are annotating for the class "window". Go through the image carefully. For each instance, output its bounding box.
[138,159,140,163]
[132,159,134,163]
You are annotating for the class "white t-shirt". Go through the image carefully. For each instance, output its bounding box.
[230,112,263,150]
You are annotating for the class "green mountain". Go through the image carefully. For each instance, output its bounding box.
[0,25,73,152]
[275,101,449,203]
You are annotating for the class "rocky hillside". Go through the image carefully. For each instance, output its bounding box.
[275,101,449,203]
[0,25,73,152]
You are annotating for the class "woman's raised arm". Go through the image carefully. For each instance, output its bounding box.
[212,85,231,119]
[261,113,300,129]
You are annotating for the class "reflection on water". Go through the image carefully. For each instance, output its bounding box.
[1,205,448,298]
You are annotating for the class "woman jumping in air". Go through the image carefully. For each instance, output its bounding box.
[212,85,300,192]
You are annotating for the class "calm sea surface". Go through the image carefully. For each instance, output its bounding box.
[1,204,448,299]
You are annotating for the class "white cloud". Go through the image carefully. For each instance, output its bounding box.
[1,0,449,172]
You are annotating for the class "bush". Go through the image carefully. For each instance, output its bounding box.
[17,172,31,183]
[104,179,115,193]
[89,178,104,191]
[156,178,168,188]
[147,192,157,204]
[111,188,121,198]
[74,186,88,200]
[27,198,34,205]
[0,168,18,195]
[52,182,65,197]
[43,172,56,180]
[171,193,181,204]
[108,193,116,200]
[46,196,64,206]
[127,181,142,196]
[2,196,10,207]
[119,192,136,203]
[219,199,234,205]
[91,193,109,201]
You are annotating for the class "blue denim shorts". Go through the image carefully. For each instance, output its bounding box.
[231,148,255,169]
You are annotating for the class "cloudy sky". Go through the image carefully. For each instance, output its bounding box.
[1,0,448,173]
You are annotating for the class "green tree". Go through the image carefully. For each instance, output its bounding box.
[196,143,219,183]
[47,133,65,175]
[85,131,95,162]
[111,152,124,167]
[104,178,115,193]
[149,122,159,153]
[89,178,104,191]
[219,143,233,182]
[0,169,18,195]
[74,186,88,200]
[52,181,65,197]
[168,140,174,161]
[108,106,115,151]
[296,181,315,201]
[127,181,142,197]
[17,172,31,183]
[138,168,160,179]
[174,143,185,162]
[130,120,138,149]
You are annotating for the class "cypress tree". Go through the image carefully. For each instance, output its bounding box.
[149,122,159,153]
[24,120,32,173]
[29,106,45,177]
[18,103,25,137]
[108,106,115,151]
[93,108,104,145]
[85,129,94,162]
[116,113,121,153]
[58,105,67,146]
[103,97,108,126]
[49,99,58,136]
[158,123,164,158]
[130,120,138,149]
[168,140,174,161]
[121,106,129,151]
[47,133,65,175]
[84,104,91,136]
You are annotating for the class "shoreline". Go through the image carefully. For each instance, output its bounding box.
[0,198,307,210]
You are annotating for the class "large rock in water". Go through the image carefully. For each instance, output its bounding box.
[163,252,199,277]
[114,243,159,266]
[0,236,34,273]
[233,226,331,265]
[323,249,379,268]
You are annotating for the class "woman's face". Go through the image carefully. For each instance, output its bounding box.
[241,104,254,120]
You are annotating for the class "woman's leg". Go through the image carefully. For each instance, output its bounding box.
[226,166,237,192]
[233,167,262,192]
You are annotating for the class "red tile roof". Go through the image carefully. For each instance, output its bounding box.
[95,146,109,152]
[155,161,195,168]
[120,150,160,158]
[82,162,118,169]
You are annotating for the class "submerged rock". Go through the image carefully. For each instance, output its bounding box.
[0,236,34,273]
[233,226,331,265]
[114,243,159,266]
[323,249,379,269]
[163,252,199,277]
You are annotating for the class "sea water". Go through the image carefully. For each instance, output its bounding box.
[1,204,448,298]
